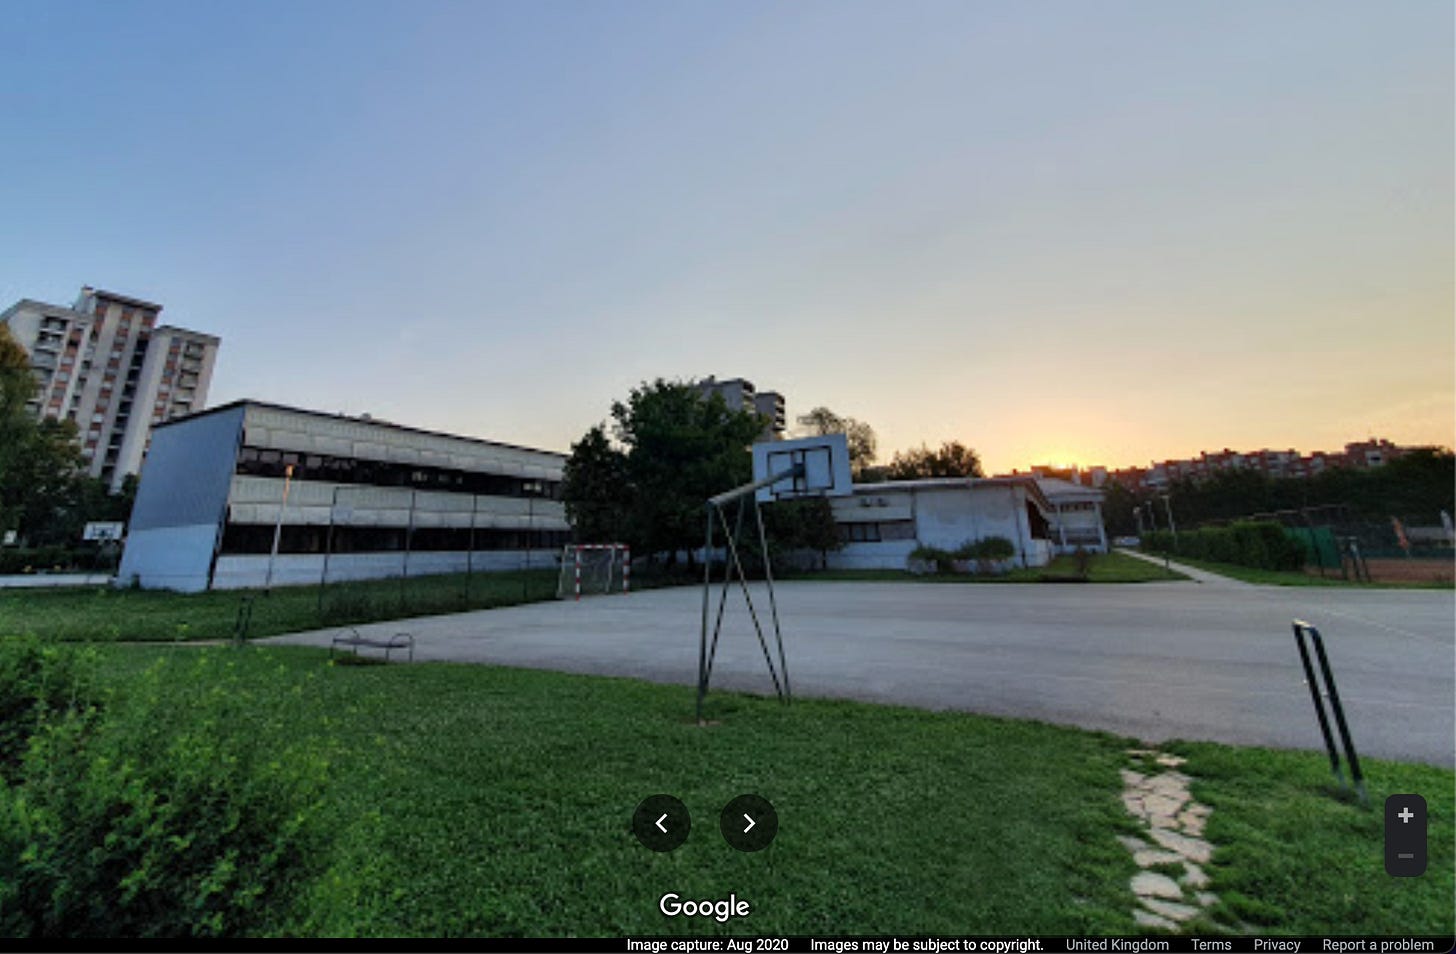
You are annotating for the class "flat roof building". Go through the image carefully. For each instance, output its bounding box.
[118,400,569,591]
[826,477,1059,570]
[695,376,786,440]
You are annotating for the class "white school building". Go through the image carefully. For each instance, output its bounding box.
[823,475,1106,571]
[118,400,570,592]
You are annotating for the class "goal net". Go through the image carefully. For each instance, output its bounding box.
[556,544,631,599]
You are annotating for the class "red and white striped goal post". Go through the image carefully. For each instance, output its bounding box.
[564,543,631,600]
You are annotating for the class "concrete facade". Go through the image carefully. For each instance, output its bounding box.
[695,376,786,439]
[825,477,1057,570]
[118,401,569,592]
[0,287,220,490]
[1035,477,1109,553]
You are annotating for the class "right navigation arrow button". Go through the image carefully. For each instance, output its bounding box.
[721,794,777,851]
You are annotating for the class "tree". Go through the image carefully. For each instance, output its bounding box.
[1099,478,1143,537]
[0,324,45,537]
[561,379,766,566]
[759,496,842,570]
[885,441,984,480]
[0,324,92,546]
[560,425,630,545]
[796,406,877,477]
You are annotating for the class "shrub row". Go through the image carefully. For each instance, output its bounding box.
[0,546,116,575]
[1142,521,1304,571]
[908,536,1016,574]
[0,638,328,937]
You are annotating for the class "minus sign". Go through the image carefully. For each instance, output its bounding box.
[1397,853,1414,859]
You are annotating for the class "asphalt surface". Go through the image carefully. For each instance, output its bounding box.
[268,578,1456,766]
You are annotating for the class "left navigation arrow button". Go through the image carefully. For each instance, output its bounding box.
[632,795,689,852]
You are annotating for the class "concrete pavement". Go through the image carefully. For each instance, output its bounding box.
[266,579,1456,766]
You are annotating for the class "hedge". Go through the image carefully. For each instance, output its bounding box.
[1142,520,1304,571]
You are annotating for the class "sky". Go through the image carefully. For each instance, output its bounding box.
[2,0,1451,474]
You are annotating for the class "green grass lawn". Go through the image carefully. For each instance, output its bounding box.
[81,646,1456,936]
[0,569,561,642]
[1144,553,1454,589]
[787,550,1188,584]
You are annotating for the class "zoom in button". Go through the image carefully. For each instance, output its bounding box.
[1385,794,1426,877]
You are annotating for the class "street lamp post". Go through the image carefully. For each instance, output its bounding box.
[264,463,295,594]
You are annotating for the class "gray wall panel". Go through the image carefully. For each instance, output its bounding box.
[127,406,244,532]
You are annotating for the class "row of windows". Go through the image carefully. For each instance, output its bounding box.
[235,445,561,499]
[219,523,571,555]
[837,521,917,543]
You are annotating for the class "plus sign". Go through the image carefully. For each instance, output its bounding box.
[1398,807,1414,823]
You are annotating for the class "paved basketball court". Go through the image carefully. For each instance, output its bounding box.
[267,579,1455,766]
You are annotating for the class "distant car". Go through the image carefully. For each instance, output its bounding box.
[1112,536,1141,547]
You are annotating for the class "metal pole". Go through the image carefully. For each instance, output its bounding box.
[318,484,339,616]
[1310,629,1366,804]
[718,496,783,700]
[754,495,790,703]
[401,489,416,613]
[1293,622,1344,787]
[1163,494,1178,545]
[526,485,534,602]
[697,503,714,724]
[467,494,477,606]
[264,463,294,594]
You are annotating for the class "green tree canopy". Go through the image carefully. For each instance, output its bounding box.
[796,406,877,477]
[560,380,759,563]
[885,441,984,480]
[0,324,98,545]
[560,425,630,545]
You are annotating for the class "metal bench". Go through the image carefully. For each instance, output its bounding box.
[330,627,415,663]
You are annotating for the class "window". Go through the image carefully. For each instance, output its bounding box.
[232,444,562,498]
[840,523,882,543]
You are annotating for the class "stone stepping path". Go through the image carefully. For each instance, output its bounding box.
[1119,749,1220,931]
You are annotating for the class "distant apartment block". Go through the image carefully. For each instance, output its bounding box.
[999,438,1424,492]
[694,376,786,439]
[1,286,220,491]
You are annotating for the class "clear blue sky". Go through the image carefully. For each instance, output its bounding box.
[3,0,1451,472]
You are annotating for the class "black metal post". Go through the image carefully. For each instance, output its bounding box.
[1309,627,1367,803]
[1293,621,1344,786]
[1292,620,1367,805]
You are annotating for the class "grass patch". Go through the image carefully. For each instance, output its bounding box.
[0,569,561,642]
[1164,739,1454,934]
[56,645,1454,937]
[786,551,1188,584]
[90,645,1140,936]
[1146,554,1453,589]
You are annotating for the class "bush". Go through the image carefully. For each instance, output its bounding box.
[0,635,98,783]
[1142,521,1304,571]
[959,537,1015,561]
[908,545,956,574]
[0,547,114,575]
[0,647,329,937]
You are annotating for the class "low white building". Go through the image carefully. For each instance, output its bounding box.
[118,400,569,592]
[824,477,1058,570]
[1035,477,1109,554]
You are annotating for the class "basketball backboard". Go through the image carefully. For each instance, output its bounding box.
[752,433,853,502]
